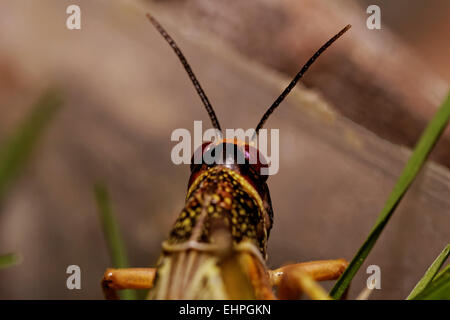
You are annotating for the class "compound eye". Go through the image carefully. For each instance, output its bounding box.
[190,142,212,171]
[244,144,269,181]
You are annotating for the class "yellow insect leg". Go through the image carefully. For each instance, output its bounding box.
[101,268,156,300]
[270,259,348,300]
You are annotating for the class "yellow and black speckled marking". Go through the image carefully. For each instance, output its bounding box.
[167,166,268,257]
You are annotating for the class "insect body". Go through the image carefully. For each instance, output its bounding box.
[101,13,350,300]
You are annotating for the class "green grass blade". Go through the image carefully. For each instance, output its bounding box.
[0,253,22,270]
[94,184,129,268]
[433,261,450,280]
[94,184,137,300]
[411,264,450,300]
[0,88,62,202]
[330,93,450,299]
[407,244,450,299]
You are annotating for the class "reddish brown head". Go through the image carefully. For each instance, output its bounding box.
[188,139,274,243]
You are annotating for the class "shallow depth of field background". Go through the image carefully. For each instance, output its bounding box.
[0,0,449,299]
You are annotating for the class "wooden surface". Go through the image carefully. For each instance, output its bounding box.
[149,0,450,168]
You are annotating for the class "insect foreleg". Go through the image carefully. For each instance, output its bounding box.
[101,268,156,300]
[269,259,348,300]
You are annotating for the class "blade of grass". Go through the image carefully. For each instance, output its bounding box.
[330,93,450,299]
[433,261,450,280]
[406,244,450,299]
[0,253,22,270]
[94,184,137,300]
[411,264,450,300]
[0,88,62,202]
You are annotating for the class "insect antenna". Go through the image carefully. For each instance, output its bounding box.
[254,24,351,134]
[146,13,222,132]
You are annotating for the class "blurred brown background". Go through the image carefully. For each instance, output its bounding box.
[0,0,449,299]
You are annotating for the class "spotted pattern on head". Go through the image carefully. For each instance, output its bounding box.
[167,166,268,256]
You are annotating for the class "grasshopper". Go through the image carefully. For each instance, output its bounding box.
[101,13,351,300]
